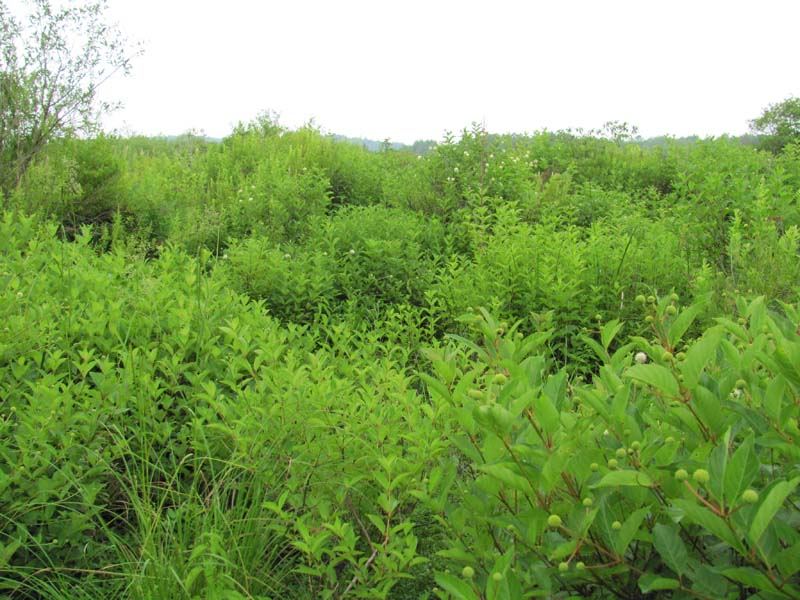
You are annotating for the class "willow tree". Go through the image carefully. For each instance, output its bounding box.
[0,0,137,196]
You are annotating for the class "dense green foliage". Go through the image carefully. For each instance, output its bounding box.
[1,120,800,599]
[750,97,800,154]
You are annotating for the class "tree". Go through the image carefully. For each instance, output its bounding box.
[595,120,641,144]
[0,0,137,196]
[749,96,800,153]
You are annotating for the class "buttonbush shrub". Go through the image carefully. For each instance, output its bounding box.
[421,297,800,599]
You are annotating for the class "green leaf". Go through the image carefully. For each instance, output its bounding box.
[610,384,630,424]
[540,451,567,490]
[615,507,649,556]
[418,372,452,404]
[451,434,483,464]
[708,428,731,502]
[509,388,537,418]
[719,567,780,594]
[532,393,561,436]
[579,507,599,536]
[446,331,485,355]
[484,552,515,599]
[774,337,800,390]
[714,317,749,342]
[599,365,624,395]
[691,565,730,598]
[625,364,680,398]
[692,385,725,436]
[438,547,474,563]
[549,539,578,561]
[639,573,680,593]
[672,499,744,552]
[490,551,513,575]
[543,370,567,412]
[749,477,800,545]
[580,334,609,363]
[590,469,653,489]
[601,319,624,351]
[668,301,705,348]
[577,387,611,421]
[746,296,767,334]
[434,571,480,600]
[610,341,637,369]
[763,375,787,425]
[680,326,723,389]
[723,433,759,507]
[776,542,800,579]
[653,523,688,577]
[478,464,532,493]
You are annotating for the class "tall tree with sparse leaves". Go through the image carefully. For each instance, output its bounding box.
[0,0,137,197]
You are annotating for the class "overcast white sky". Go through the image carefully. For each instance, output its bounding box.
[96,0,799,144]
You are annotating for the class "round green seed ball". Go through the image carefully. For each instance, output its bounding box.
[742,489,759,504]
[547,514,563,528]
[693,469,710,484]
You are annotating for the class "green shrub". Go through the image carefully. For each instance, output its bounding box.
[0,212,436,597]
[224,237,337,322]
[309,205,445,307]
[728,189,800,302]
[667,139,771,273]
[211,162,331,246]
[420,297,800,599]
[12,136,126,237]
